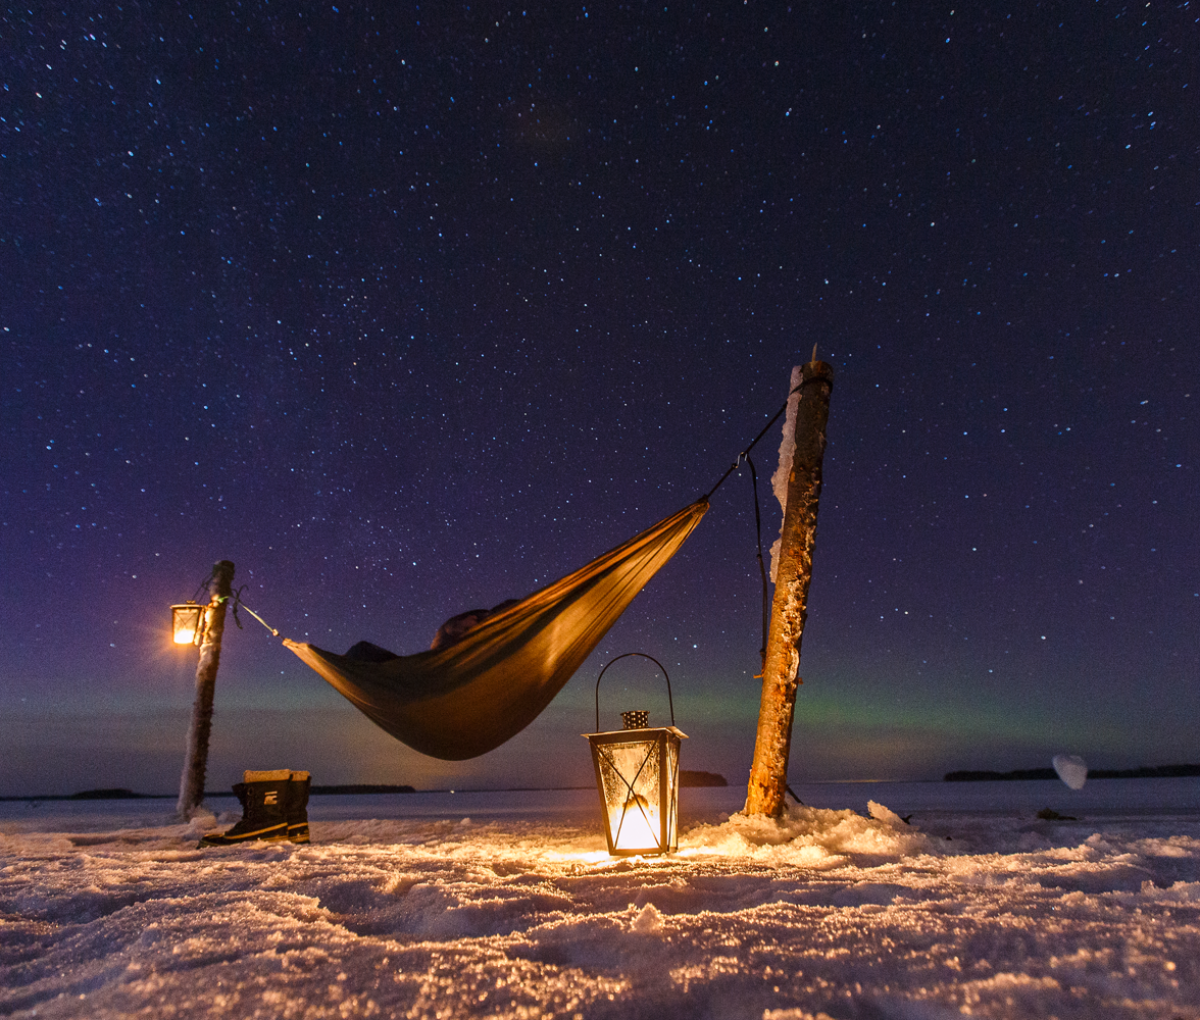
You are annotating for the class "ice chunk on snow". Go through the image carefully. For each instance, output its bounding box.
[631,902,663,933]
[867,800,906,827]
[1053,754,1088,790]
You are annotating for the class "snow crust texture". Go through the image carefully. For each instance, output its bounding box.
[2,787,1199,1019]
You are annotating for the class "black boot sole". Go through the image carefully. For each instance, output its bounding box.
[197,822,288,847]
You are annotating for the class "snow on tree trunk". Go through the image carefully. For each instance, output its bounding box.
[768,364,804,582]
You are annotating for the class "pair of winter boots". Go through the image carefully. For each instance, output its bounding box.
[198,769,310,847]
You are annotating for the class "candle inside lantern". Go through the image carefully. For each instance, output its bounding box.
[614,791,659,853]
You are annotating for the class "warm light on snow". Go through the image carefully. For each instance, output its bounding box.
[2,780,1199,1018]
[544,848,612,864]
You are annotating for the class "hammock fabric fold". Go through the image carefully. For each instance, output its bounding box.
[285,498,708,760]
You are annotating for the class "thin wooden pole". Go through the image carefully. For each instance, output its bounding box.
[744,361,834,817]
[177,560,235,820]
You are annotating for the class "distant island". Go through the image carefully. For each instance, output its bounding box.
[69,788,149,800]
[945,764,1200,782]
[1,778,732,801]
[0,788,155,802]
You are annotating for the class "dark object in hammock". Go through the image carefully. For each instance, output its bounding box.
[344,641,401,663]
[345,598,524,662]
[430,599,521,651]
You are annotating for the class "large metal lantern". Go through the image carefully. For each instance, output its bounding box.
[171,602,206,646]
[584,653,686,857]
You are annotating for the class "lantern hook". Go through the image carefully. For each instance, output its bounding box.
[594,652,675,732]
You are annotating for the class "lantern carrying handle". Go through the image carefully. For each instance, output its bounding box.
[594,652,675,731]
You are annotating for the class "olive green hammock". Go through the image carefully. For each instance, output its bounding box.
[285,498,708,760]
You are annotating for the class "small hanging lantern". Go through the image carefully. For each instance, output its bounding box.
[584,653,686,857]
[171,602,206,646]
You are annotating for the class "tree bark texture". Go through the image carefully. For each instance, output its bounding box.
[744,362,834,817]
[177,560,235,820]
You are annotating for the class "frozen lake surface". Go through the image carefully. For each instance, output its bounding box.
[2,779,1198,1018]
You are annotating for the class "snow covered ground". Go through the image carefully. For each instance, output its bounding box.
[2,779,1198,1019]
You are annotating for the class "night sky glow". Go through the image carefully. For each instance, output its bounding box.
[2,4,1196,797]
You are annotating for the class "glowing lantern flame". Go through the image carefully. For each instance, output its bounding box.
[613,791,659,853]
[171,603,205,646]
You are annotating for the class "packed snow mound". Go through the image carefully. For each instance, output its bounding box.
[682,800,937,865]
[3,781,1199,1019]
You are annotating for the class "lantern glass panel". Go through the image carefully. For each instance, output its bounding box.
[586,727,683,856]
[172,604,204,646]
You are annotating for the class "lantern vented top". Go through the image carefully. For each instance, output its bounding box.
[621,710,649,730]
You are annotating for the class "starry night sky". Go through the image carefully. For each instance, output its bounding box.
[2,3,1196,797]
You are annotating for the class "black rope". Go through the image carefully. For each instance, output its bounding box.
[698,376,808,674]
[190,568,215,605]
[691,368,824,692]
[745,453,769,673]
[704,379,803,501]
[700,376,812,668]
[180,568,280,640]
[229,586,246,631]
[230,585,281,637]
